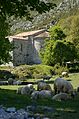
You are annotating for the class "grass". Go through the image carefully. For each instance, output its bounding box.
[0,73,79,118]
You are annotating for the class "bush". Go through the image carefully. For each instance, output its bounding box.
[0,70,16,80]
[12,65,54,79]
[54,63,68,75]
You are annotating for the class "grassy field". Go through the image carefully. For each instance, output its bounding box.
[0,73,79,119]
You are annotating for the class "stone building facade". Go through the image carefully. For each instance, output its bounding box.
[9,29,49,66]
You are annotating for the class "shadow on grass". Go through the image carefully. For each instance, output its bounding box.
[0,88,32,109]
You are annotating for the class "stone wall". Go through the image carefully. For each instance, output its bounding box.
[12,36,46,66]
[13,38,30,66]
[33,37,45,64]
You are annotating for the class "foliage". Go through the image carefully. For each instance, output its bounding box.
[58,15,79,42]
[12,64,54,79]
[40,25,77,66]
[0,18,12,64]
[52,41,77,65]
[0,0,56,19]
[49,25,66,40]
[58,15,79,61]
[53,63,68,75]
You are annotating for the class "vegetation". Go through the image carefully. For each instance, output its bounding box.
[58,14,79,60]
[40,25,77,66]
[0,73,79,118]
[0,65,54,80]
[49,25,66,40]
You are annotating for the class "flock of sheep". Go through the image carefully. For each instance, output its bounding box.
[16,72,76,101]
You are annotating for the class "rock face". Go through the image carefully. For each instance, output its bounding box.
[9,0,79,33]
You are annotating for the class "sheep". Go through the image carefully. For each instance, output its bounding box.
[54,78,75,98]
[13,80,22,85]
[62,71,69,77]
[52,93,71,101]
[37,81,52,91]
[31,90,52,99]
[27,84,33,89]
[21,84,34,95]
[31,91,39,100]
[39,90,52,99]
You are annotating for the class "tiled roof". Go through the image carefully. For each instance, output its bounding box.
[8,29,49,41]
[15,29,46,37]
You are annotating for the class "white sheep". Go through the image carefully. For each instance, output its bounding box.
[31,90,52,99]
[37,81,52,91]
[21,84,34,95]
[13,80,22,85]
[52,93,71,101]
[62,71,69,77]
[27,84,33,89]
[39,90,52,99]
[54,78,74,97]
[31,91,39,99]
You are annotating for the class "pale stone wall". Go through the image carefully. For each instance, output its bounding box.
[13,38,34,65]
[10,35,48,66]
[12,36,43,66]
[33,37,45,64]
[13,38,29,66]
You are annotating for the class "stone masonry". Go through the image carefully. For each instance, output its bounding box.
[9,29,49,66]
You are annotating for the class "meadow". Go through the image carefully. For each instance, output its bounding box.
[0,73,79,119]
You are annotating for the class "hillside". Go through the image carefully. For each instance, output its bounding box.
[9,0,79,35]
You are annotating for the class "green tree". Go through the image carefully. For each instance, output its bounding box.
[58,15,79,61]
[40,26,77,66]
[40,40,77,66]
[0,0,56,64]
[49,25,66,40]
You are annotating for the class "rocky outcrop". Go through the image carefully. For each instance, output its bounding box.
[9,0,79,34]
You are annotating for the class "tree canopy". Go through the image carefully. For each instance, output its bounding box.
[40,26,77,66]
[49,25,66,40]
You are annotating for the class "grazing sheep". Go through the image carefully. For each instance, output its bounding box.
[52,93,71,101]
[31,90,52,99]
[54,78,74,97]
[37,81,52,91]
[39,90,52,99]
[21,84,34,95]
[27,84,33,89]
[13,80,22,85]
[31,91,39,99]
[62,72,69,77]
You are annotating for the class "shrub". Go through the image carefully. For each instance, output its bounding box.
[54,63,68,75]
[12,65,54,79]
